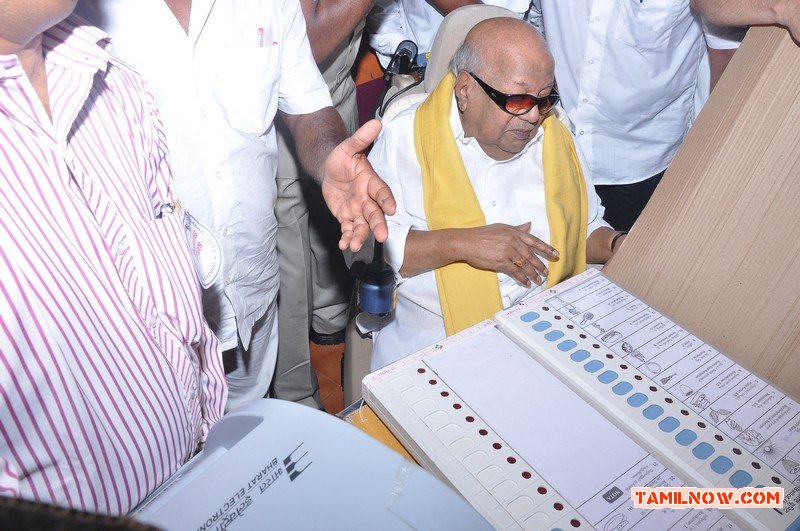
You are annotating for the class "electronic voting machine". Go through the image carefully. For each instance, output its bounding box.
[363,269,800,531]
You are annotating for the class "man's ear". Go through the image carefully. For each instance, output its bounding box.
[454,71,471,112]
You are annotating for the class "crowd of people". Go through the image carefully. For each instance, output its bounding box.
[1,0,798,517]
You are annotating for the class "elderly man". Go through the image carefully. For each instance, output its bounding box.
[368,18,621,369]
[0,0,225,514]
[76,0,396,411]
[529,1,745,232]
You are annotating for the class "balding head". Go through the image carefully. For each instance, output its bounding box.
[450,18,557,161]
[451,18,552,79]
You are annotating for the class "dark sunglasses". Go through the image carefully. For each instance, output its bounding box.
[467,71,559,116]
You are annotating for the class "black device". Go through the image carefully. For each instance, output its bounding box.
[350,241,396,315]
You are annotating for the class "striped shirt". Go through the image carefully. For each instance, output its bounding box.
[0,17,226,515]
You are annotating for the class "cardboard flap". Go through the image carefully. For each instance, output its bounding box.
[604,26,800,400]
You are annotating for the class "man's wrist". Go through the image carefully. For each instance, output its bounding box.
[610,231,628,253]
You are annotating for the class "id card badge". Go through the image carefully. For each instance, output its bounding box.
[182,210,223,289]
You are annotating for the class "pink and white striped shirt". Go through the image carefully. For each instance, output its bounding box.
[0,16,227,515]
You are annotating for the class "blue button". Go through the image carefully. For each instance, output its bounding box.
[612,381,633,395]
[545,330,564,342]
[642,404,664,420]
[584,360,604,373]
[558,340,577,352]
[627,393,648,408]
[598,370,618,384]
[533,321,551,332]
[692,442,715,460]
[675,429,698,446]
[729,470,753,488]
[710,456,734,474]
[570,349,590,362]
[659,417,680,433]
[520,312,540,322]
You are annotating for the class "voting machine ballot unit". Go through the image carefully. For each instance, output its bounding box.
[363,270,800,531]
[131,399,489,530]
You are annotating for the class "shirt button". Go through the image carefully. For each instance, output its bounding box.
[215,171,223,180]
[201,109,209,118]
[224,275,233,285]
[220,226,229,237]
[588,59,594,65]
[491,200,497,207]
[582,98,589,103]
[113,239,128,256]
[147,313,158,329]
[595,16,601,21]
[579,130,585,136]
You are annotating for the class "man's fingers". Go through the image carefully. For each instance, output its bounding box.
[339,220,355,251]
[368,174,397,216]
[349,219,370,252]
[517,258,543,286]
[339,119,383,156]
[502,262,532,287]
[519,232,559,258]
[363,201,389,243]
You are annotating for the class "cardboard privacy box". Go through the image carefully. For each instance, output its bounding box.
[604,26,800,400]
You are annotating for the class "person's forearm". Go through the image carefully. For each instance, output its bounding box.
[692,0,792,27]
[282,107,347,184]
[300,0,374,64]
[586,226,620,264]
[427,0,482,17]
[708,47,736,90]
[399,228,466,277]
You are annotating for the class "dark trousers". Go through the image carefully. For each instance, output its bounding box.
[595,170,665,232]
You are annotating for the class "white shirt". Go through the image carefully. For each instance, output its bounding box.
[369,0,532,66]
[76,0,333,349]
[368,98,609,370]
[529,0,745,185]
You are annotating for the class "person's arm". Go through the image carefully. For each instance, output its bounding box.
[400,222,559,287]
[299,0,374,64]
[282,111,396,251]
[279,0,396,251]
[708,47,737,90]
[691,0,800,40]
[586,226,625,264]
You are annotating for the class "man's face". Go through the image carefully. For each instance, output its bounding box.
[0,0,77,47]
[456,56,555,161]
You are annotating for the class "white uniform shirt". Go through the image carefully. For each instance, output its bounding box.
[76,0,333,349]
[529,0,744,185]
[369,0,532,65]
[368,99,609,370]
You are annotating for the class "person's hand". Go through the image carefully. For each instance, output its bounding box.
[321,119,397,252]
[777,0,800,41]
[460,222,559,286]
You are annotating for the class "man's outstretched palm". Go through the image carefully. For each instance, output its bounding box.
[322,119,397,251]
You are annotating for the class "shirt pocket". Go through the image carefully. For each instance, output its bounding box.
[614,0,683,51]
[211,46,280,136]
[135,211,204,339]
